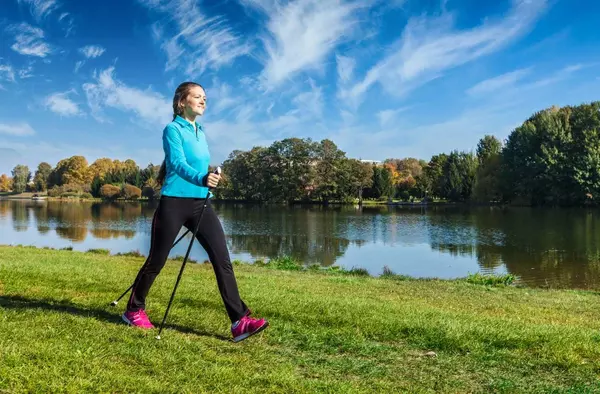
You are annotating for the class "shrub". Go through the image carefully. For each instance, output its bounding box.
[115,250,144,257]
[86,248,110,255]
[121,184,142,200]
[466,272,516,286]
[47,185,65,197]
[62,183,86,193]
[100,184,121,200]
[142,186,157,199]
[269,255,302,271]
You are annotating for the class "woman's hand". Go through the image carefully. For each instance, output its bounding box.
[205,172,221,188]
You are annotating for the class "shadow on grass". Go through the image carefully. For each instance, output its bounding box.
[0,294,230,341]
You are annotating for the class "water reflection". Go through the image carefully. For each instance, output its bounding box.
[2,200,600,289]
[426,206,600,288]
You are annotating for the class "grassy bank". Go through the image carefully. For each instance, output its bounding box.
[1,246,599,393]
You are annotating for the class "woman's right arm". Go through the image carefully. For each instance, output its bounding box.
[162,125,208,186]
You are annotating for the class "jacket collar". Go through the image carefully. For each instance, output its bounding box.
[174,115,203,132]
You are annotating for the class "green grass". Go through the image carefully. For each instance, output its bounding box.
[1,245,600,393]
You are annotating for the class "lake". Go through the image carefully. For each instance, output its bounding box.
[2,199,600,289]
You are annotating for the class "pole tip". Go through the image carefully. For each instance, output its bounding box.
[110,301,118,306]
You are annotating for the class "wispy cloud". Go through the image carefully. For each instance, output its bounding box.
[138,0,251,76]
[344,0,548,103]
[208,79,240,115]
[8,23,53,58]
[58,12,75,37]
[467,67,532,95]
[79,45,106,59]
[0,64,16,83]
[82,66,171,125]
[45,90,80,116]
[18,65,34,79]
[377,107,409,127]
[528,64,586,88]
[291,78,324,119]
[241,0,365,89]
[0,123,36,136]
[74,60,84,73]
[468,63,589,98]
[18,0,60,21]
[336,53,355,84]
[74,46,105,72]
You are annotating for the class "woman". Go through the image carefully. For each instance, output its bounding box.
[123,81,268,343]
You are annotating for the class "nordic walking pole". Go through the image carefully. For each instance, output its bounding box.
[110,228,192,306]
[155,166,221,340]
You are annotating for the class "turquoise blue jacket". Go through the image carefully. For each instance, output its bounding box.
[160,115,211,199]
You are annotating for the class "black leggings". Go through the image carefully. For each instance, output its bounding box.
[127,196,248,323]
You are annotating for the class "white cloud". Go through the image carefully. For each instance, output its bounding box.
[467,67,532,95]
[8,23,53,58]
[345,0,547,102]
[208,79,240,115]
[0,64,16,82]
[336,54,355,84]
[82,66,171,125]
[467,63,588,98]
[241,0,365,89]
[18,0,60,21]
[45,91,80,116]
[527,64,585,89]
[58,12,75,37]
[18,63,34,79]
[139,0,251,76]
[74,60,84,73]
[79,45,106,59]
[291,78,324,119]
[0,123,36,136]
[377,107,409,127]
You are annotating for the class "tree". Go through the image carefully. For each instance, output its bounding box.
[473,154,502,202]
[476,135,502,165]
[441,151,478,202]
[423,154,448,199]
[369,165,393,199]
[501,104,600,206]
[11,165,31,193]
[473,136,503,202]
[32,162,52,192]
[49,156,91,187]
[142,177,161,200]
[0,174,12,192]
[313,139,346,203]
[141,163,160,184]
[220,147,270,201]
[345,159,373,203]
[89,158,114,181]
[266,138,315,203]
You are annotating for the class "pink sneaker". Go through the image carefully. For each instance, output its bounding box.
[231,315,268,343]
[122,309,154,329]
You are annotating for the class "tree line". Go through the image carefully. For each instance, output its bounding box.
[1,101,599,206]
[214,101,600,206]
[2,157,161,200]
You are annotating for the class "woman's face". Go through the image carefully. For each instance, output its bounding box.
[182,85,207,117]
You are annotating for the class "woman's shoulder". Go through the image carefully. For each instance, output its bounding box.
[163,120,181,133]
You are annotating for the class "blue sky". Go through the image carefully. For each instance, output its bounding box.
[0,0,599,175]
